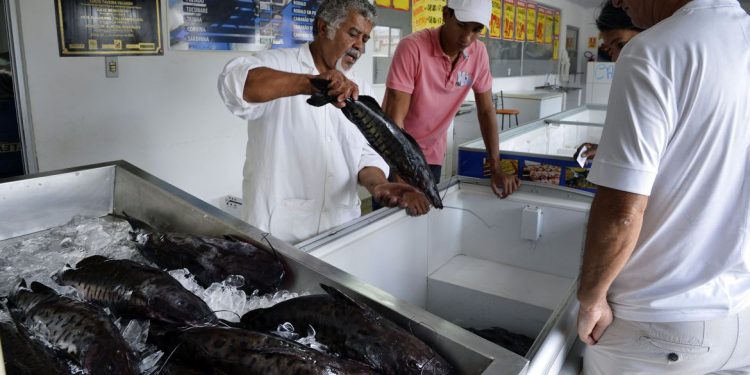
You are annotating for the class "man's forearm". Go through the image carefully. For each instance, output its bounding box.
[358,167,388,194]
[243,67,313,103]
[578,186,648,306]
[475,91,501,167]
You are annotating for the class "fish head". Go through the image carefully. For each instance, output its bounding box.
[148,286,218,326]
[409,166,443,209]
[83,343,138,375]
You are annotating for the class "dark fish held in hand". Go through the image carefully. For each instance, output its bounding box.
[148,324,378,375]
[240,284,454,375]
[120,213,286,295]
[54,255,217,326]
[307,79,443,209]
[7,280,139,375]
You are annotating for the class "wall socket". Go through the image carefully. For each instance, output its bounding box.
[221,194,243,218]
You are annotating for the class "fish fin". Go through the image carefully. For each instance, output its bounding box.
[355,95,385,113]
[75,255,109,268]
[29,282,57,295]
[18,279,27,289]
[319,284,369,312]
[306,93,331,107]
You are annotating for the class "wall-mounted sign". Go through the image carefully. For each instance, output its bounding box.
[489,0,502,38]
[502,0,515,40]
[412,0,445,32]
[377,0,409,11]
[526,1,536,42]
[515,0,526,41]
[55,0,163,56]
[169,0,320,51]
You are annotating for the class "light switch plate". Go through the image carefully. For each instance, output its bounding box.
[105,56,118,78]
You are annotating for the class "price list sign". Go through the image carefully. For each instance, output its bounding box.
[55,0,163,56]
[169,0,320,51]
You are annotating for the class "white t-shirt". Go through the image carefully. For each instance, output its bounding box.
[588,0,750,322]
[218,44,389,244]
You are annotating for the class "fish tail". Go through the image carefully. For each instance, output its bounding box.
[306,78,337,107]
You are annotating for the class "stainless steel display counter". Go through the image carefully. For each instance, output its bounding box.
[0,161,527,374]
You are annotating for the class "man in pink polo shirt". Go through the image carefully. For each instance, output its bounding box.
[383,0,520,207]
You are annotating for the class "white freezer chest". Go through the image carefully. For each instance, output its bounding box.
[298,181,593,374]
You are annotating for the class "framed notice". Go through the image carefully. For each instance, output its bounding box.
[55,0,163,56]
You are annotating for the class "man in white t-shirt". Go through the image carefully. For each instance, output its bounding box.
[576,0,750,373]
[218,0,422,244]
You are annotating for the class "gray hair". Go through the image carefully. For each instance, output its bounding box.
[313,0,377,40]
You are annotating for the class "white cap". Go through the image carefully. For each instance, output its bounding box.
[446,0,492,29]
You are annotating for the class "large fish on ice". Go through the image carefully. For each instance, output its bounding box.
[6,280,139,375]
[240,284,454,375]
[0,318,72,375]
[307,79,443,209]
[148,324,378,375]
[54,255,218,325]
[121,213,286,295]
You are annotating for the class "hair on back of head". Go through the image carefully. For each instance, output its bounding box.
[596,0,643,32]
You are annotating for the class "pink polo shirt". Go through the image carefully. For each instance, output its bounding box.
[385,27,492,165]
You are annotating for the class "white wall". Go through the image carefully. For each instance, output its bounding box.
[13,0,599,209]
[16,0,246,206]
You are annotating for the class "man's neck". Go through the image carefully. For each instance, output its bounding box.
[309,40,332,74]
[438,26,462,63]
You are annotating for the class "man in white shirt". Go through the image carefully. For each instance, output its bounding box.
[577,0,750,373]
[218,0,422,244]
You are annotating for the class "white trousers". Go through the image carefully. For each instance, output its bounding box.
[584,308,750,374]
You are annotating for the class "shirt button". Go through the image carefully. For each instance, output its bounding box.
[667,353,679,362]
[327,137,332,142]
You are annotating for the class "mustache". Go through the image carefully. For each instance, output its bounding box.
[344,48,362,60]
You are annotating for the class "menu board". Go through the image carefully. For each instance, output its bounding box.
[489,0,502,38]
[525,2,536,42]
[502,0,515,40]
[55,0,163,56]
[169,0,320,51]
[412,0,445,32]
[515,0,526,41]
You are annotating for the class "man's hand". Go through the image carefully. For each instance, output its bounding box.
[315,70,358,108]
[576,143,599,160]
[488,168,520,198]
[577,297,614,345]
[401,191,430,216]
[372,182,429,215]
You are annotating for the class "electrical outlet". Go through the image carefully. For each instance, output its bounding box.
[221,194,243,218]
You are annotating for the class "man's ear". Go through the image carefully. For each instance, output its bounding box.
[316,18,328,37]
